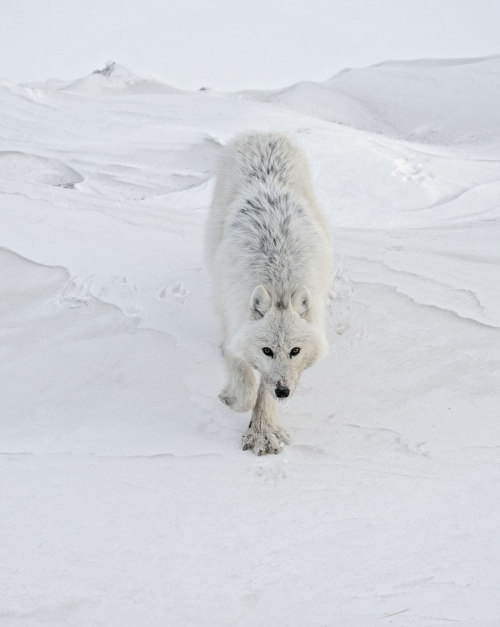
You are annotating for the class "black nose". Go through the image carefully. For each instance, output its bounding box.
[275,386,290,398]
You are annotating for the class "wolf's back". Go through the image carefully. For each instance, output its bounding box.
[224,132,311,191]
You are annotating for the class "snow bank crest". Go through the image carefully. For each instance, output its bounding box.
[239,55,500,148]
[60,61,184,96]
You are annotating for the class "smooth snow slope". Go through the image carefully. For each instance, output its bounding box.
[1,58,499,626]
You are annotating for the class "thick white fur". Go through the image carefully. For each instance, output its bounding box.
[205,132,333,455]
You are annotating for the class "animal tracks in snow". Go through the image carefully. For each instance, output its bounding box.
[158,282,189,301]
[392,158,433,184]
[59,275,94,308]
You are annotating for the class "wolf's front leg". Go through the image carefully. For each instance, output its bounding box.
[242,381,291,455]
[219,350,257,413]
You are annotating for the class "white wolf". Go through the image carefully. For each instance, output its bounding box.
[205,132,333,455]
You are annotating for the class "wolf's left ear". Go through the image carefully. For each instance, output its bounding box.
[249,285,272,320]
[291,285,311,320]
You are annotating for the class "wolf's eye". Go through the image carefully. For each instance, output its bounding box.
[262,347,274,357]
[290,347,301,357]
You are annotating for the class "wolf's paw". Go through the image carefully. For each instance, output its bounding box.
[219,386,256,413]
[242,428,291,456]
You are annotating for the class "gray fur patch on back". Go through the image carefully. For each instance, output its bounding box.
[230,188,314,291]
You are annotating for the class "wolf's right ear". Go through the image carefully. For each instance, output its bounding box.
[249,285,271,320]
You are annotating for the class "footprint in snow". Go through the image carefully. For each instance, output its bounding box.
[59,275,94,307]
[392,158,433,184]
[158,282,188,301]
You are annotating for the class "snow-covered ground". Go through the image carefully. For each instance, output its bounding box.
[1,57,499,626]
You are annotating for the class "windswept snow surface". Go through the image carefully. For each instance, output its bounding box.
[1,58,499,626]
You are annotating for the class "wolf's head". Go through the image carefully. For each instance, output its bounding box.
[229,285,328,399]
